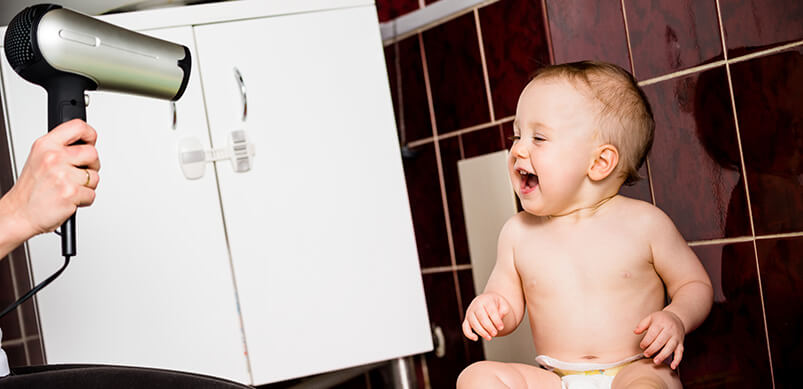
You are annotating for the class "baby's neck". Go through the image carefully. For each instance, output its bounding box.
[546,193,619,222]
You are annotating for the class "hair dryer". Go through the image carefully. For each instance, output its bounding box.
[4,4,191,257]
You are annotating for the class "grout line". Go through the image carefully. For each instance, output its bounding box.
[394,39,406,146]
[421,264,473,274]
[417,33,464,318]
[458,132,465,160]
[407,115,516,148]
[619,0,637,78]
[727,39,803,64]
[638,60,727,86]
[644,158,656,205]
[755,231,803,241]
[474,8,496,123]
[381,0,501,45]
[540,0,555,64]
[0,334,41,348]
[687,236,754,247]
[714,1,773,387]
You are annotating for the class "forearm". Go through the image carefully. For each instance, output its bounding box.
[0,192,34,258]
[664,280,714,333]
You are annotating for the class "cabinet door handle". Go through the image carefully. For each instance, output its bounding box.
[170,101,177,129]
[234,67,247,122]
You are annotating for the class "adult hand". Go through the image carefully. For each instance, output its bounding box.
[462,292,511,341]
[634,310,685,369]
[0,119,99,246]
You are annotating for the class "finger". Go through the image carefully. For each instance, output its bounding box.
[639,322,660,349]
[652,339,676,365]
[480,305,500,335]
[496,297,510,317]
[670,344,684,370]
[75,185,97,207]
[50,119,97,146]
[66,144,100,171]
[634,315,652,334]
[469,312,491,341]
[462,318,478,341]
[487,304,505,331]
[643,330,670,357]
[78,168,99,190]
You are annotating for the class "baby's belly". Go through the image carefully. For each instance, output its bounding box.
[527,292,663,363]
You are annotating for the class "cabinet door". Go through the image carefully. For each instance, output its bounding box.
[194,5,432,384]
[1,26,249,383]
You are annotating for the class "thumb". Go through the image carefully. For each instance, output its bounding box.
[634,315,652,334]
[496,296,510,317]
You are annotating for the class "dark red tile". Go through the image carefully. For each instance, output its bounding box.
[501,121,515,149]
[462,126,506,159]
[625,0,723,80]
[479,0,551,119]
[720,0,803,56]
[729,47,803,236]
[617,164,652,203]
[0,258,22,340]
[26,338,44,365]
[439,137,469,266]
[388,36,434,144]
[757,236,803,389]
[457,269,484,364]
[545,0,631,71]
[423,13,490,134]
[331,373,369,389]
[3,342,26,368]
[7,246,39,338]
[681,242,772,388]
[402,143,451,268]
[375,0,420,22]
[644,67,751,241]
[421,271,470,389]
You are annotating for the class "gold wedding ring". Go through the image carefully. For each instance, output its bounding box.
[84,169,91,187]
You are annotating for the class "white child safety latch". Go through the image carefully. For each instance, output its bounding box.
[178,130,255,180]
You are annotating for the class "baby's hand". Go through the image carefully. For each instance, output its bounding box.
[462,292,510,341]
[634,310,685,369]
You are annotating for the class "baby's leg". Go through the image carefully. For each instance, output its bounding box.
[457,361,561,389]
[611,359,682,389]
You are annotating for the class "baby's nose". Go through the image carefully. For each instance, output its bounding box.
[511,141,528,158]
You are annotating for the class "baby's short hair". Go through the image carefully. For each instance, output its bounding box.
[531,61,654,185]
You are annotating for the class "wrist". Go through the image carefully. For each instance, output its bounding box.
[0,189,38,251]
[662,307,687,332]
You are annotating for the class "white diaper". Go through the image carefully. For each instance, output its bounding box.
[536,354,643,389]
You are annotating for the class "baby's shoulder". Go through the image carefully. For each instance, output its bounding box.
[612,195,676,232]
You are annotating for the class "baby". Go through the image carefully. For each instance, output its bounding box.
[457,61,713,389]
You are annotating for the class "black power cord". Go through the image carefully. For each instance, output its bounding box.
[0,255,71,319]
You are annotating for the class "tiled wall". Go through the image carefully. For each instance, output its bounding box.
[379,0,802,388]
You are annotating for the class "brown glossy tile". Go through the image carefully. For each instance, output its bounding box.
[643,67,751,241]
[457,269,484,364]
[618,164,652,203]
[502,121,515,149]
[720,0,803,56]
[625,0,723,80]
[757,236,803,389]
[681,242,772,388]
[7,246,39,338]
[402,143,452,268]
[462,126,506,159]
[478,0,551,119]
[439,137,469,266]
[3,342,26,368]
[388,35,434,144]
[423,13,490,134]
[375,0,419,22]
[421,271,469,389]
[26,338,44,365]
[0,258,22,340]
[331,373,369,389]
[545,0,631,71]
[729,47,803,236]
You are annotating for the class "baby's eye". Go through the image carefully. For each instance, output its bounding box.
[533,136,546,142]
[507,135,521,142]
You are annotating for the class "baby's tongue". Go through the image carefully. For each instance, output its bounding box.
[527,174,538,188]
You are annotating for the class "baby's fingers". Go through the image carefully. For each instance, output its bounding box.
[643,329,669,357]
[484,305,504,332]
[652,339,676,365]
[469,312,492,341]
[462,318,478,341]
[670,344,684,370]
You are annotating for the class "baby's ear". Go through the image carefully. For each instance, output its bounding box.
[588,144,619,181]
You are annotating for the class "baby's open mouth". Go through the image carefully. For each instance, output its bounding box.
[518,169,539,193]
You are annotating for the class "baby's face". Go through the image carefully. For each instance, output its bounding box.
[508,78,600,216]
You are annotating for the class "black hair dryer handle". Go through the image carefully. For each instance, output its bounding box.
[46,74,94,257]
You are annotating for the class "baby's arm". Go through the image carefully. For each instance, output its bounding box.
[462,215,526,341]
[636,208,713,368]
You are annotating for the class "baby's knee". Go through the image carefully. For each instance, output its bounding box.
[457,361,506,389]
[615,375,670,389]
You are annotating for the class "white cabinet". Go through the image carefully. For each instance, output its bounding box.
[194,5,431,384]
[1,1,431,385]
